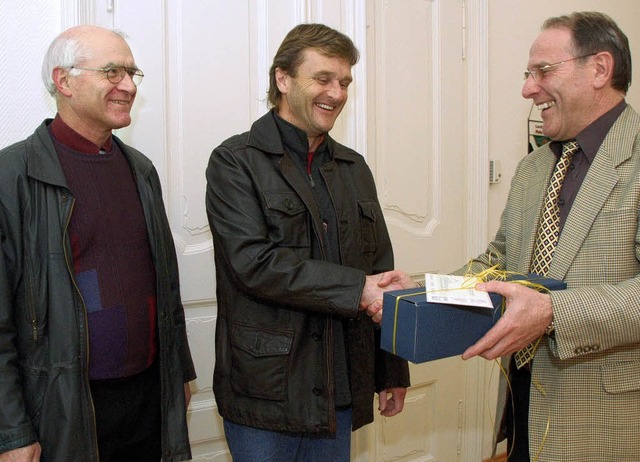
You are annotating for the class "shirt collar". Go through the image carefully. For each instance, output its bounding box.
[550,100,627,161]
[49,114,114,154]
[272,111,327,156]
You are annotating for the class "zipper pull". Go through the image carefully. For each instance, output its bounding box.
[308,173,315,188]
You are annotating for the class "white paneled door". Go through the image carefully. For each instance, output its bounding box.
[86,1,493,460]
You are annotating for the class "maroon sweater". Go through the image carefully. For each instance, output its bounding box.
[50,116,157,380]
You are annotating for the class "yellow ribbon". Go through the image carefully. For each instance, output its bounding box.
[390,266,553,355]
[391,290,426,355]
[465,266,553,462]
[388,264,554,460]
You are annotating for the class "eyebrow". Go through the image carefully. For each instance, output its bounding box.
[102,62,139,70]
[312,71,352,82]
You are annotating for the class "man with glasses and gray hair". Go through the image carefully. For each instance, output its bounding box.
[0,25,195,461]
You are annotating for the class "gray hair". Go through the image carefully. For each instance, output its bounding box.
[41,34,89,96]
[41,28,128,97]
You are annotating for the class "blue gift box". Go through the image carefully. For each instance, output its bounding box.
[380,275,566,363]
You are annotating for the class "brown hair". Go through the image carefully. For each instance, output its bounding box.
[267,23,359,108]
[543,11,631,93]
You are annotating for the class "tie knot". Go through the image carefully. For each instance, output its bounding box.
[562,140,579,158]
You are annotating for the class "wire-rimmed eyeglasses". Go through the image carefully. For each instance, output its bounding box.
[71,65,144,86]
[523,53,597,81]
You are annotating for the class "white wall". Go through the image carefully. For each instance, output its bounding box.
[0,0,60,147]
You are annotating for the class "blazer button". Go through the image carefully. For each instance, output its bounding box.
[312,387,323,396]
[312,332,321,341]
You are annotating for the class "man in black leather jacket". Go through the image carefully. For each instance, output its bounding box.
[0,25,195,461]
[205,23,410,461]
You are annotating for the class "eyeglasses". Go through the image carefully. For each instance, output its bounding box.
[71,65,144,86]
[523,53,596,81]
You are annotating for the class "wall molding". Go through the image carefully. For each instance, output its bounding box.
[462,2,492,461]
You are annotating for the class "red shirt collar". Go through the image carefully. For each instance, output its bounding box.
[50,114,114,154]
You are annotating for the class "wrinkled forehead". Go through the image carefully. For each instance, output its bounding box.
[299,48,352,77]
[77,29,136,67]
[527,28,574,67]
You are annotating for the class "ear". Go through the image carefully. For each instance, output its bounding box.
[591,51,614,90]
[275,67,290,95]
[52,67,74,96]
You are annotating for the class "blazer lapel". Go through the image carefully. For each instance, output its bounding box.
[548,107,640,280]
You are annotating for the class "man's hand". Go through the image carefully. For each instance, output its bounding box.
[378,387,407,417]
[365,299,384,324]
[360,270,419,323]
[0,443,42,462]
[461,280,553,361]
[360,274,386,310]
[377,270,420,291]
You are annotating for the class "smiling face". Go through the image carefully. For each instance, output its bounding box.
[522,27,598,141]
[55,27,138,146]
[275,48,352,150]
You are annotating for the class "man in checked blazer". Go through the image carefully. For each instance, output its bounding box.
[371,11,640,462]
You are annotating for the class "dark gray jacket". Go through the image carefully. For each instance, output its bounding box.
[205,112,410,435]
[0,120,196,461]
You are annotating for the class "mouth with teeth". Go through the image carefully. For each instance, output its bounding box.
[538,101,555,111]
[316,102,335,111]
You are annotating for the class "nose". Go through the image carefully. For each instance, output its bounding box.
[326,79,345,101]
[522,74,537,99]
[117,73,137,92]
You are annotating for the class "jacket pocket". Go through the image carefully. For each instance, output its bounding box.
[230,322,293,401]
[20,366,48,425]
[358,200,379,253]
[601,361,640,394]
[263,192,310,248]
[23,253,53,342]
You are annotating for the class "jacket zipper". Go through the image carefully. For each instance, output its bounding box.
[61,193,101,460]
[25,254,38,341]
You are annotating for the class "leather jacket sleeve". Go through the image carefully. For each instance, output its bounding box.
[0,171,39,453]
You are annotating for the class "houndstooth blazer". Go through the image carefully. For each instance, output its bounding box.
[465,105,640,461]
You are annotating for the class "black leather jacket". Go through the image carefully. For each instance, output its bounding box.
[206,112,410,434]
[0,120,196,461]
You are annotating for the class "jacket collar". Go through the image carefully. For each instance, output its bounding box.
[26,119,153,187]
[26,120,69,187]
[246,110,355,163]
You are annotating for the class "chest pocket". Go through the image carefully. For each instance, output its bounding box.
[358,200,379,253]
[263,192,310,248]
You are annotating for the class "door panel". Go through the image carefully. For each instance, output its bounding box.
[362,2,470,460]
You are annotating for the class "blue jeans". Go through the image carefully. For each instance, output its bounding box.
[223,409,352,462]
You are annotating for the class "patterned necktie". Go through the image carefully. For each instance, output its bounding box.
[514,140,579,369]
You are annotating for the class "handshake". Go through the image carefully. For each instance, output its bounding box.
[359,270,420,323]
